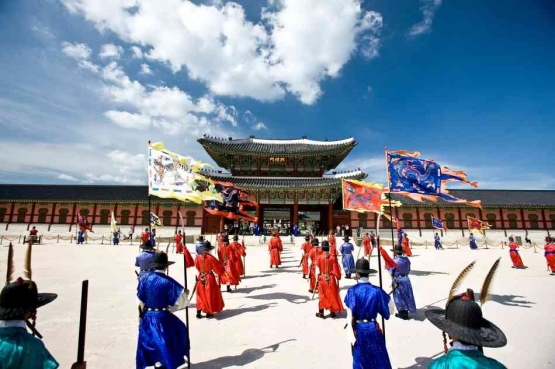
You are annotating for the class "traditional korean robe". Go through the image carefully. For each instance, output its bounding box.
[136,271,190,369]
[316,252,344,313]
[150,231,157,247]
[195,241,204,254]
[308,247,323,291]
[77,229,85,244]
[387,256,417,313]
[113,231,120,245]
[509,242,525,268]
[339,241,355,275]
[344,280,392,369]
[218,244,240,286]
[402,236,413,257]
[195,253,225,314]
[545,242,555,273]
[0,320,59,369]
[136,250,156,272]
[140,231,150,245]
[174,233,183,254]
[300,241,313,276]
[231,241,246,276]
[469,234,478,250]
[434,234,442,249]
[363,236,371,256]
[268,236,283,267]
[429,345,507,369]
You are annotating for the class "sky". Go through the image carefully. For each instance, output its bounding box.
[1,0,554,189]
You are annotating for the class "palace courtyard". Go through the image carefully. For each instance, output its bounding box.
[1,239,553,368]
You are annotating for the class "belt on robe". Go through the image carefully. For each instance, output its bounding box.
[394,274,408,277]
[355,319,376,323]
[145,307,169,311]
[509,250,519,253]
[545,251,555,255]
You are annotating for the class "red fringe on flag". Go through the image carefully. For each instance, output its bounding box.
[379,247,397,269]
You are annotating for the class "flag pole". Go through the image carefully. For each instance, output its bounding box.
[178,210,190,368]
[147,141,152,248]
[76,280,89,364]
[375,212,385,340]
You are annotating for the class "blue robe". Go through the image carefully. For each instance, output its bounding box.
[469,235,478,250]
[77,230,85,244]
[150,232,156,247]
[344,283,392,369]
[0,323,59,369]
[434,234,442,249]
[135,251,156,271]
[195,241,204,254]
[429,349,507,369]
[254,224,260,236]
[397,229,404,247]
[388,256,417,313]
[113,231,120,245]
[136,272,189,369]
[293,225,299,237]
[339,242,355,274]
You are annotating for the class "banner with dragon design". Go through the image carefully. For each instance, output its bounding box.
[386,150,481,208]
[204,181,258,222]
[148,142,222,204]
[467,216,491,236]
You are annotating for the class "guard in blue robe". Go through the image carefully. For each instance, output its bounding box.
[388,246,417,320]
[339,240,355,279]
[150,229,157,247]
[136,252,190,369]
[254,223,260,236]
[397,228,404,247]
[469,233,478,250]
[136,240,157,273]
[77,229,85,244]
[195,235,205,254]
[113,230,120,245]
[434,233,443,250]
[293,224,300,237]
[345,259,393,369]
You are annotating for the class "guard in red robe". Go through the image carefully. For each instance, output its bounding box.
[174,230,184,254]
[300,235,312,278]
[315,240,344,318]
[308,238,322,293]
[268,231,283,268]
[508,236,525,269]
[328,231,337,250]
[545,236,555,275]
[363,233,371,256]
[231,235,246,276]
[218,235,240,292]
[195,241,225,318]
[402,235,413,257]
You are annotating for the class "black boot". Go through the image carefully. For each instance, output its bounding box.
[227,285,232,292]
[315,309,325,319]
[330,312,337,318]
[196,310,202,319]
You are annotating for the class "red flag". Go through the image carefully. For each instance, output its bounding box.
[379,246,397,269]
[342,179,385,213]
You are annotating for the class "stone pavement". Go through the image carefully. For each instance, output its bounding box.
[1,241,553,368]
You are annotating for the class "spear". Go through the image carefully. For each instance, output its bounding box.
[178,211,191,369]
[76,280,89,365]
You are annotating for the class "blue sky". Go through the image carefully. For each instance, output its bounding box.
[1,0,554,189]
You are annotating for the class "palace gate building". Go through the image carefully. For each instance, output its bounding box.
[0,135,555,238]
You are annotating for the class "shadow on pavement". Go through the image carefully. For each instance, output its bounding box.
[398,352,443,368]
[247,292,310,304]
[410,269,449,277]
[479,293,535,308]
[214,303,277,320]
[191,339,296,368]
[241,274,272,280]
[233,284,277,294]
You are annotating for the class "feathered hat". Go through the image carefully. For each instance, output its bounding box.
[425,259,507,351]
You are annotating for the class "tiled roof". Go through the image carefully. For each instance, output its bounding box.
[198,135,357,170]
[1,185,554,207]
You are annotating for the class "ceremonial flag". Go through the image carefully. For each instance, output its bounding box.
[386,150,481,208]
[77,211,93,232]
[467,216,490,236]
[150,212,162,229]
[378,247,398,270]
[110,211,117,232]
[178,211,184,230]
[343,180,385,213]
[148,142,221,204]
[432,216,446,232]
[204,181,258,222]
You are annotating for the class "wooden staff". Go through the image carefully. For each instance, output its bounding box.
[76,280,89,364]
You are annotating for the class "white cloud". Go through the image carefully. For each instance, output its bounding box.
[408,0,443,37]
[84,173,143,184]
[337,156,386,183]
[61,41,92,60]
[60,0,383,105]
[130,46,143,59]
[252,122,267,131]
[139,63,152,75]
[32,25,55,38]
[58,173,78,181]
[99,43,124,59]
[107,150,145,173]
[367,85,373,93]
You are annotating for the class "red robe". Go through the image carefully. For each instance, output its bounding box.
[402,237,413,257]
[174,233,183,253]
[232,241,246,276]
[329,235,336,248]
[141,232,150,244]
[301,242,313,275]
[218,244,241,285]
[316,252,344,313]
[509,242,525,267]
[268,236,283,266]
[195,253,225,314]
[545,243,555,273]
[308,247,323,291]
[363,236,371,256]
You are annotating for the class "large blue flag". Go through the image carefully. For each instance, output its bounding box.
[432,216,445,231]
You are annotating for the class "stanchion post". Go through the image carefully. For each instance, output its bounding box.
[101,235,104,245]
[533,243,537,253]
[57,235,60,243]
[485,239,488,249]
[18,235,21,244]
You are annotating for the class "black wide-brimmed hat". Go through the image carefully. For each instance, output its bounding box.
[305,235,310,241]
[140,240,155,249]
[425,294,507,348]
[201,240,215,252]
[311,238,319,247]
[355,258,377,274]
[343,236,351,242]
[197,235,204,242]
[394,245,405,255]
[233,235,239,241]
[0,280,57,320]
[222,235,230,243]
[321,240,330,252]
[152,252,175,268]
